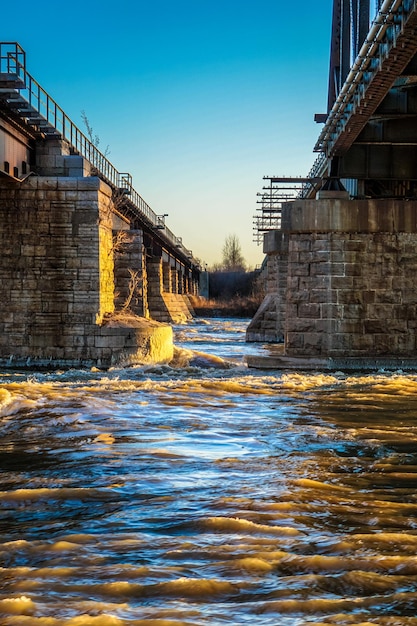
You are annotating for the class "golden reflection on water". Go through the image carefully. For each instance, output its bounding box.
[1,362,417,624]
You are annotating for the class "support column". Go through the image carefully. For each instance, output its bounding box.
[147,256,163,299]
[177,269,184,294]
[184,272,191,294]
[162,261,172,293]
[191,278,198,296]
[171,269,179,294]
[113,229,148,317]
[283,199,417,363]
[246,231,288,343]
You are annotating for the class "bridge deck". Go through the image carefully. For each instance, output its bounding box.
[316,0,417,157]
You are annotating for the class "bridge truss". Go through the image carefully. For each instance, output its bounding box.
[317,0,417,157]
[254,0,417,243]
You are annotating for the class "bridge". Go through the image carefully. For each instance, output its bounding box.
[248,0,417,369]
[0,42,201,368]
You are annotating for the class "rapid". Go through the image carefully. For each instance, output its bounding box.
[1,318,417,625]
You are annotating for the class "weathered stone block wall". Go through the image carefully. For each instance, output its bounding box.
[113,230,148,317]
[161,293,194,323]
[97,186,116,321]
[162,262,172,293]
[266,255,279,293]
[283,199,417,358]
[0,133,180,368]
[0,175,117,364]
[171,269,179,294]
[248,198,417,363]
[246,231,288,343]
[286,232,417,357]
[147,257,169,322]
[147,257,163,299]
[146,257,194,323]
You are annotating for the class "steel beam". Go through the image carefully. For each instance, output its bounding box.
[337,143,417,179]
[317,1,417,157]
[328,0,371,110]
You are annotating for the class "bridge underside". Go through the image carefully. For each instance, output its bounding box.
[335,70,417,197]
[248,2,417,369]
[311,0,417,197]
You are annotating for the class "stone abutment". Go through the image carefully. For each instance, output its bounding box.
[0,137,198,368]
[247,198,417,369]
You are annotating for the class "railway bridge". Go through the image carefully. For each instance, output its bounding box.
[248,0,417,369]
[0,42,200,368]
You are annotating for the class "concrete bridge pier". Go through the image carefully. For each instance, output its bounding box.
[162,260,172,294]
[171,266,179,294]
[247,197,417,370]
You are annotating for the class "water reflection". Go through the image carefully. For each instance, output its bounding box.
[1,319,417,624]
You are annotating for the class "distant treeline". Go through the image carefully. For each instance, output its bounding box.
[208,270,259,300]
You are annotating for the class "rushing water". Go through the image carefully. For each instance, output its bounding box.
[1,318,417,625]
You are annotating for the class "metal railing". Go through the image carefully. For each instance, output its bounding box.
[0,42,196,264]
[253,176,312,241]
[0,42,25,75]
[315,0,417,155]
[298,153,327,198]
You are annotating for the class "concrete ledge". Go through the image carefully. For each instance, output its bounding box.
[247,354,417,371]
[263,231,289,254]
[281,199,417,234]
[0,316,174,370]
[99,315,174,367]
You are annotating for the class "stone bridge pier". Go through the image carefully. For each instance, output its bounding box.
[247,196,417,370]
[0,136,199,368]
[146,252,196,323]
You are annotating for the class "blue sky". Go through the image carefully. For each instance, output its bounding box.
[2,0,333,267]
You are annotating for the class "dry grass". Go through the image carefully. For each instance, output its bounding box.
[188,294,263,318]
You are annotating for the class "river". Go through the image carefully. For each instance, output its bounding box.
[1,318,417,625]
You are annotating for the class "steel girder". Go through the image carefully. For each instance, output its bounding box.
[318,0,417,158]
[328,0,371,110]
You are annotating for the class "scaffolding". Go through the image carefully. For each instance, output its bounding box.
[253,176,321,244]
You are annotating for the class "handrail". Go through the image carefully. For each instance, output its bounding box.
[298,153,327,198]
[0,42,197,266]
[315,0,416,155]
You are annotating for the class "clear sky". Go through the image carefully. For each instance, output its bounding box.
[2,0,333,268]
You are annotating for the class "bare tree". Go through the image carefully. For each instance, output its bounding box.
[122,269,142,311]
[81,110,110,157]
[222,234,246,271]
